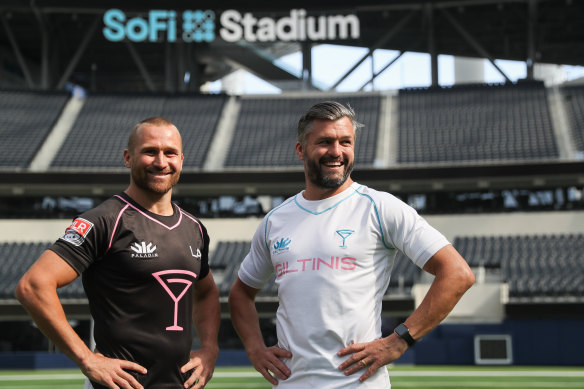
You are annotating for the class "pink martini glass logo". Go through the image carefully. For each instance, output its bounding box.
[153,270,197,331]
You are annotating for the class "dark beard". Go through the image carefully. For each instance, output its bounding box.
[306,157,353,189]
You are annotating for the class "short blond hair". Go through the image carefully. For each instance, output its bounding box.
[127,117,180,153]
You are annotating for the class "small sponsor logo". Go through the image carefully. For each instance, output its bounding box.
[60,218,94,246]
[272,237,291,255]
[336,229,355,248]
[190,246,202,260]
[130,241,159,259]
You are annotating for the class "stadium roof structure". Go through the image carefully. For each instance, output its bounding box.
[0,0,583,92]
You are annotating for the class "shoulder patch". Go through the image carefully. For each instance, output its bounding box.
[60,217,94,246]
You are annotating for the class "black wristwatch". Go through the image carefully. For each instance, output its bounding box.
[394,323,416,347]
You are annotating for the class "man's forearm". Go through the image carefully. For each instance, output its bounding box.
[16,284,93,367]
[193,280,221,352]
[404,245,475,341]
[228,282,265,353]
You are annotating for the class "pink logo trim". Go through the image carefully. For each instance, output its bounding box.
[152,270,197,331]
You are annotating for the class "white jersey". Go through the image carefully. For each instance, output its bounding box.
[238,182,449,388]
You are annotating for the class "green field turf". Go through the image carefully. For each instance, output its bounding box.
[0,366,583,389]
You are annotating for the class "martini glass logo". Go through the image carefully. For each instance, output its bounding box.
[336,229,355,248]
[153,269,197,331]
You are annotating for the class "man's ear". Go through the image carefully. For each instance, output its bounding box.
[295,142,304,161]
[123,149,131,168]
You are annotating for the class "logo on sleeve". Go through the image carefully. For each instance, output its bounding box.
[60,218,94,246]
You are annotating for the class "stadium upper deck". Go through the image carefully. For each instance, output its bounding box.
[0,83,583,200]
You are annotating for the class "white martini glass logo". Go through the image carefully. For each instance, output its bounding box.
[153,269,198,331]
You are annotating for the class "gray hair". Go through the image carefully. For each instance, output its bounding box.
[297,101,363,145]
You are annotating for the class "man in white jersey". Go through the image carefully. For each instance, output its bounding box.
[229,101,475,388]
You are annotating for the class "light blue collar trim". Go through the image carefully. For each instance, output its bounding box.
[294,183,362,215]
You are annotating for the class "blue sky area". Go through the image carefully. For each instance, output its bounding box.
[209,45,584,94]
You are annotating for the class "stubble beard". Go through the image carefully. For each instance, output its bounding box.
[132,169,180,195]
[306,157,354,190]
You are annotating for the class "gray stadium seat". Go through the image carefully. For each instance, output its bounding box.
[561,85,584,152]
[0,241,85,299]
[0,90,69,169]
[50,93,226,169]
[397,82,559,164]
[454,233,584,299]
[224,94,380,168]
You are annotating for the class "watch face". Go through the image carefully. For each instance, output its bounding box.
[395,323,415,346]
[395,323,408,336]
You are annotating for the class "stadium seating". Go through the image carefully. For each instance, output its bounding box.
[223,94,380,168]
[397,82,559,164]
[50,93,226,169]
[0,90,69,168]
[0,241,83,299]
[454,234,584,299]
[388,251,421,292]
[5,234,580,302]
[3,84,580,171]
[561,85,584,152]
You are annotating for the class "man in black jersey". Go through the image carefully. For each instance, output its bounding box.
[16,117,220,389]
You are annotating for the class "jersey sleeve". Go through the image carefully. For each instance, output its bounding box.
[49,208,113,275]
[380,193,449,268]
[237,217,274,290]
[198,222,211,280]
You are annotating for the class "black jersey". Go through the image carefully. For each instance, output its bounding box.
[50,192,210,388]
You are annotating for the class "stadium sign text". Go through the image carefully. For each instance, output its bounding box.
[103,8,360,43]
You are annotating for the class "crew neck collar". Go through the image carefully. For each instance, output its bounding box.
[294,182,361,215]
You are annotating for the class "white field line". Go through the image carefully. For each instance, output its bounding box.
[214,370,584,378]
[387,383,584,388]
[0,369,583,381]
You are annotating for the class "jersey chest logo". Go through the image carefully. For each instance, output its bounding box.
[190,246,202,260]
[153,270,198,331]
[130,241,159,259]
[336,229,355,248]
[272,237,291,255]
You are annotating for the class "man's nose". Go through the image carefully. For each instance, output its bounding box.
[153,151,167,167]
[328,141,341,156]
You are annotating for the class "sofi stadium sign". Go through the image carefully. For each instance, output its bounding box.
[103,9,360,43]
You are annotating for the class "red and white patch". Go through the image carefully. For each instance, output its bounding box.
[60,218,94,246]
[67,218,94,237]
